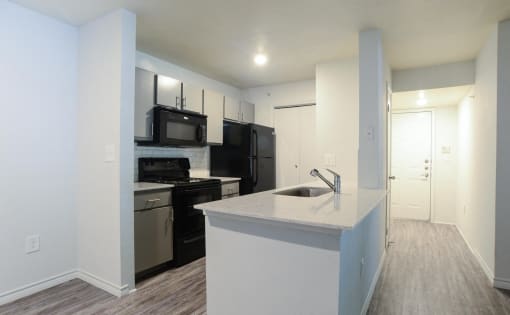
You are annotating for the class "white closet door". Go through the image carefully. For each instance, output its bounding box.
[274,106,317,188]
[298,106,316,183]
[274,107,300,187]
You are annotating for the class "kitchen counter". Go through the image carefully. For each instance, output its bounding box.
[134,182,174,192]
[196,181,387,232]
[203,176,241,183]
[198,181,388,315]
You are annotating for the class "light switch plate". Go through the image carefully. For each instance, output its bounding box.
[323,153,336,167]
[104,144,115,162]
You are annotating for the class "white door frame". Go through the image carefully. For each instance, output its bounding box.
[385,83,392,247]
[391,108,435,222]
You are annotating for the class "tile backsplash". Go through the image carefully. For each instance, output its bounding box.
[134,144,210,180]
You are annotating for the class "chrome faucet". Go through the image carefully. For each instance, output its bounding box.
[310,168,341,194]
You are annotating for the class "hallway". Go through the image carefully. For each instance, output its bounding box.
[368,220,510,315]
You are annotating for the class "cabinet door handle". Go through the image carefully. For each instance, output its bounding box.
[146,198,161,203]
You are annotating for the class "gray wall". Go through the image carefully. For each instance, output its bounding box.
[392,60,475,92]
[495,19,510,287]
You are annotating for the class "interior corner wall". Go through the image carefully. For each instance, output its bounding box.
[316,58,359,186]
[495,19,510,287]
[119,11,137,291]
[241,80,316,127]
[77,9,136,295]
[456,26,497,281]
[0,0,78,303]
[432,106,458,224]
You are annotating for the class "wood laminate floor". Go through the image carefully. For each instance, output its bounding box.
[0,258,206,315]
[2,220,510,315]
[368,220,510,315]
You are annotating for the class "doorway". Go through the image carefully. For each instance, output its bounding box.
[389,86,467,224]
[390,111,432,221]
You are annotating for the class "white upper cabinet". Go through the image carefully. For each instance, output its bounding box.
[224,96,240,121]
[182,82,203,113]
[155,74,182,108]
[240,101,255,123]
[204,89,224,144]
[134,68,156,141]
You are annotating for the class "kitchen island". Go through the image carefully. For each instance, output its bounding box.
[195,182,387,315]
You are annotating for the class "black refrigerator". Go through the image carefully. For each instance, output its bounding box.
[210,121,275,195]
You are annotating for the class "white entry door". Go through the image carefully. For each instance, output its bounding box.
[391,112,432,221]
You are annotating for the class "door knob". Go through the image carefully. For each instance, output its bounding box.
[389,176,396,180]
[294,164,298,168]
[424,166,429,170]
[422,173,429,178]
[425,159,429,163]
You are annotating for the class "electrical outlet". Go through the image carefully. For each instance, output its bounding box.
[25,235,40,254]
[360,257,365,278]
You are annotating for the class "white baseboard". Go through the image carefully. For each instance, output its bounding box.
[0,269,131,306]
[455,225,495,285]
[494,277,510,290]
[431,220,456,226]
[361,250,386,315]
[76,270,129,297]
[0,270,77,306]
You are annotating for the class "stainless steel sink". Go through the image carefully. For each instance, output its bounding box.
[273,187,332,197]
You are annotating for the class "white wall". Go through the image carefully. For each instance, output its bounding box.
[432,106,458,224]
[457,27,497,280]
[76,9,136,295]
[136,51,241,100]
[495,19,510,287]
[241,80,316,127]
[0,0,78,302]
[392,60,476,92]
[316,59,359,185]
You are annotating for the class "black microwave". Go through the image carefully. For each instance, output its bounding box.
[153,106,207,147]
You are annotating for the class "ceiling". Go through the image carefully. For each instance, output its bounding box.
[392,85,473,110]
[12,0,510,88]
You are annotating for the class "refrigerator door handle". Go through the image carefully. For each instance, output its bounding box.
[252,128,259,187]
[252,129,258,158]
[253,157,258,186]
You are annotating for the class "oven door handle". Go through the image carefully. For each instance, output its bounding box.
[183,234,205,244]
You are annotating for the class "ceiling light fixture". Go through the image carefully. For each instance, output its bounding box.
[416,98,428,106]
[416,90,427,106]
[254,53,268,66]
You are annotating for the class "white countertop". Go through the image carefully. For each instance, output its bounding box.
[195,181,387,231]
[206,176,241,183]
[134,182,174,192]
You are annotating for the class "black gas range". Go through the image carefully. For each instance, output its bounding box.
[138,158,221,267]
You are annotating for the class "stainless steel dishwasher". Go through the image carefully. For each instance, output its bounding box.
[134,189,173,274]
